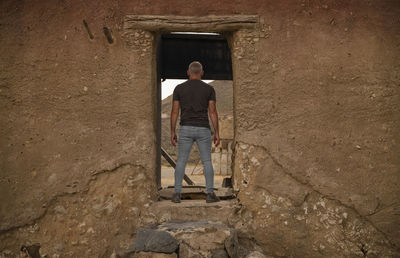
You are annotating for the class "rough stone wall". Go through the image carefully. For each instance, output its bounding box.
[1,0,399,257]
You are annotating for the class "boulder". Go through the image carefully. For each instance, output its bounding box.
[133,228,178,254]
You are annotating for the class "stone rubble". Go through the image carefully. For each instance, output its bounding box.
[130,221,269,258]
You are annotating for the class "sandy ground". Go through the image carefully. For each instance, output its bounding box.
[161,166,226,188]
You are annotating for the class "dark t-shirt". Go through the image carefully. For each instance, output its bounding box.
[172,79,216,129]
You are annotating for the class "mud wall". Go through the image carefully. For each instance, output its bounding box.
[0,0,399,257]
[0,1,158,256]
[230,1,400,256]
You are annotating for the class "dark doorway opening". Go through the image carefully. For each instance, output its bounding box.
[156,32,234,200]
[159,33,233,80]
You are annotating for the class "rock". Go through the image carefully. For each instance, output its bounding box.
[246,251,267,258]
[54,205,67,214]
[115,245,135,258]
[158,221,234,257]
[179,243,203,258]
[134,221,239,258]
[20,243,41,258]
[133,228,178,253]
[47,173,57,184]
[224,230,250,258]
[132,252,177,258]
[158,221,231,251]
[211,249,229,258]
[53,243,65,252]
[2,249,12,255]
[110,250,117,258]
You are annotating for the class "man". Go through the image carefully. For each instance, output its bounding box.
[170,61,220,203]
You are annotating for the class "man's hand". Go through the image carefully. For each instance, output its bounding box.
[171,132,178,146]
[170,100,180,147]
[209,100,220,147]
[213,132,220,147]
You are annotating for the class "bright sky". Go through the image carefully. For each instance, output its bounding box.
[161,79,214,100]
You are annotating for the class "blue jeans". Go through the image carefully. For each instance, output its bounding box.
[174,125,214,193]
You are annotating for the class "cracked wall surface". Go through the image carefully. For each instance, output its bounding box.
[232,143,398,257]
[230,1,400,255]
[1,0,399,257]
[0,1,158,256]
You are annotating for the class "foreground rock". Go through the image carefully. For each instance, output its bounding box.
[132,252,177,258]
[131,221,268,258]
[133,228,178,253]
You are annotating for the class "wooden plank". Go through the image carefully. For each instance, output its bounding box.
[124,15,258,32]
[159,187,234,200]
[161,147,195,186]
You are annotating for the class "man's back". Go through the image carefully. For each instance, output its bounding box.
[170,61,220,203]
[173,79,216,129]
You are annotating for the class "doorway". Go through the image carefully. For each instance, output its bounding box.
[156,32,234,198]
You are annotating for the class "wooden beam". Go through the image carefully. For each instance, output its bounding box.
[161,147,195,186]
[124,15,258,32]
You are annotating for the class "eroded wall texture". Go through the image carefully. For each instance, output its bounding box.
[0,0,399,257]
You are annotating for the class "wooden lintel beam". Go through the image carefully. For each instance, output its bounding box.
[124,15,258,32]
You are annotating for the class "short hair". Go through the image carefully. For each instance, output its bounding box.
[188,61,203,75]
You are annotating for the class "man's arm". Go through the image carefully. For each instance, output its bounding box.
[208,100,220,146]
[170,100,180,146]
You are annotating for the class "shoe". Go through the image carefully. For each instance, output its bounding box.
[206,192,220,203]
[172,192,181,203]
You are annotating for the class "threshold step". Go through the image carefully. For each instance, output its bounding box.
[159,186,235,200]
[148,199,237,224]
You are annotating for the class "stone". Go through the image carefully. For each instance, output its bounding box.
[132,252,177,258]
[159,221,232,256]
[225,230,250,258]
[211,249,229,258]
[246,251,267,258]
[20,243,41,258]
[133,228,178,254]
[178,243,203,258]
[54,205,67,214]
[110,250,117,258]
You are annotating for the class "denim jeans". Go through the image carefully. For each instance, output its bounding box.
[174,125,214,193]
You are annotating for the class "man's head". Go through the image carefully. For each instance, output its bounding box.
[187,61,204,79]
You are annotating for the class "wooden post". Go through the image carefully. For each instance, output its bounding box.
[161,147,195,186]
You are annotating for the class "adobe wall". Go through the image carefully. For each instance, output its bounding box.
[0,1,159,256]
[0,0,399,257]
[230,2,400,256]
